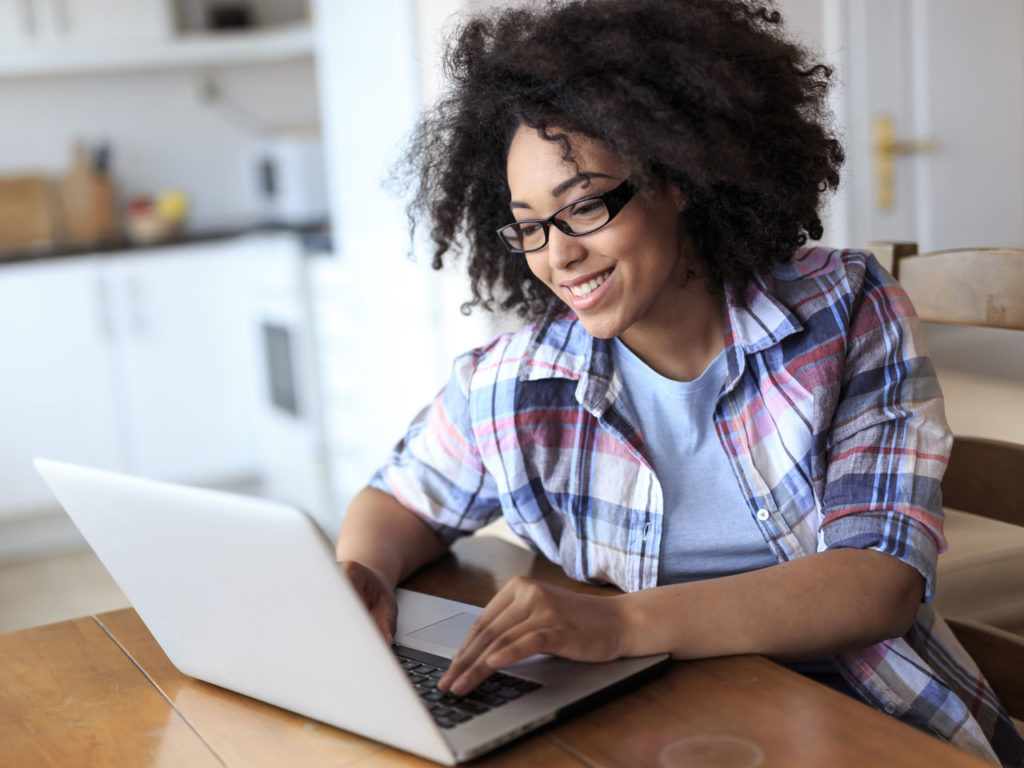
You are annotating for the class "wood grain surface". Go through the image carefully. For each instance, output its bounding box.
[0,536,993,767]
[0,615,221,768]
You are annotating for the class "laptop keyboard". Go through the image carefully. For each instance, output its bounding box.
[393,645,542,729]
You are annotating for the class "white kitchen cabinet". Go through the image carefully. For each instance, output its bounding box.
[0,256,124,516]
[0,0,34,50]
[0,237,263,519]
[0,0,172,49]
[39,0,173,44]
[107,240,260,484]
[0,9,312,79]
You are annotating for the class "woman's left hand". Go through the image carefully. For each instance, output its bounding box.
[438,575,630,696]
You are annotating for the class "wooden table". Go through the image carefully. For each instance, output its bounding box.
[0,536,990,768]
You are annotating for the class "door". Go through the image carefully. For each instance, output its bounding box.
[836,0,1024,435]
[839,0,1024,252]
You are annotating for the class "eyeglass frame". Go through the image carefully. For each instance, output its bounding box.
[495,178,638,254]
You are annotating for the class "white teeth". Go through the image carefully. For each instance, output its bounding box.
[568,271,610,298]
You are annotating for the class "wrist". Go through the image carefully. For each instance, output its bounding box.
[335,548,400,590]
[614,590,656,657]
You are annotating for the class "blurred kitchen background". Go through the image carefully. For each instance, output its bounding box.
[1,0,1022,632]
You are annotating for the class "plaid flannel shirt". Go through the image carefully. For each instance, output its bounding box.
[372,247,1024,766]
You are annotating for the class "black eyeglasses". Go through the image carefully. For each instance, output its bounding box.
[496,178,637,254]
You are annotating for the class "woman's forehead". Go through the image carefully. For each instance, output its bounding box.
[506,126,623,197]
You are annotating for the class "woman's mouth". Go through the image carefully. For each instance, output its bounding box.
[562,268,614,311]
[567,269,613,298]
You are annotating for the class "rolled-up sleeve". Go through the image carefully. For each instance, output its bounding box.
[820,258,952,601]
[369,349,503,544]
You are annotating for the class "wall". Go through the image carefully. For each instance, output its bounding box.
[0,59,319,232]
[312,0,504,533]
[310,0,837,533]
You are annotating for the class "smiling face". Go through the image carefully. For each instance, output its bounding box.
[505,125,693,346]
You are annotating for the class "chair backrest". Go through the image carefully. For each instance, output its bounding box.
[869,242,1024,724]
[940,436,1024,528]
[868,242,1024,331]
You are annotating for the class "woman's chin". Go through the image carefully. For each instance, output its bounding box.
[575,314,624,340]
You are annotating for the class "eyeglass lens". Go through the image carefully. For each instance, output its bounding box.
[500,196,611,252]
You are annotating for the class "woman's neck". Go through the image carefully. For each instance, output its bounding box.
[617,278,726,382]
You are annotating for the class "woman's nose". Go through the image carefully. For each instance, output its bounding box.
[545,226,586,270]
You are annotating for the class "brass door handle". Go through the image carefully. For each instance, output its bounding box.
[873,114,939,211]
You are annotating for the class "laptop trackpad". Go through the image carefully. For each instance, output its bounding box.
[407,611,477,651]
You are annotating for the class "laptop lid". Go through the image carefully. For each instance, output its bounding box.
[34,458,455,764]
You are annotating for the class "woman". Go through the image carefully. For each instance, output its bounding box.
[335,1,1024,764]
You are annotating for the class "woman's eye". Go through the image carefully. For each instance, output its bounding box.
[519,223,542,237]
[571,200,603,217]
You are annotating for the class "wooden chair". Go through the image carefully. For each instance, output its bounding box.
[870,243,1024,728]
[933,434,1024,728]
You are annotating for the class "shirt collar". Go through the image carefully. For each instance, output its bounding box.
[723,274,805,353]
[517,271,805,411]
[720,272,804,394]
[518,312,619,416]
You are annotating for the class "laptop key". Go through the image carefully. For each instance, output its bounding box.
[452,699,489,715]
[468,691,508,708]
[394,646,543,728]
[510,679,541,691]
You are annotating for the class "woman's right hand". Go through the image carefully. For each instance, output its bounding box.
[338,560,398,646]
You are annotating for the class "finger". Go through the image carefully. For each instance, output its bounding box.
[449,627,546,695]
[440,614,517,692]
[442,591,547,694]
[439,586,524,690]
[483,629,548,669]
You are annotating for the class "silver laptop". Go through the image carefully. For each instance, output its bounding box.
[34,458,669,765]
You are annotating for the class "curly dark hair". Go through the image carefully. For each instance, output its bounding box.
[399,0,844,318]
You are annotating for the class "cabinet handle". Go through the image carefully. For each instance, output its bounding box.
[20,0,37,35]
[128,275,146,337]
[52,0,70,34]
[96,275,113,339]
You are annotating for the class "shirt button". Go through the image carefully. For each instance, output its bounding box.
[756,508,770,521]
[883,702,897,714]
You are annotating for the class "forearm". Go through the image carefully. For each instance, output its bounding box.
[618,548,925,661]
[335,486,449,588]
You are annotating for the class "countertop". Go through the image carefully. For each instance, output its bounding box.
[0,219,331,264]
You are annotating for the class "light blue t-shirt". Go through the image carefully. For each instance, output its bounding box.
[611,338,776,584]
